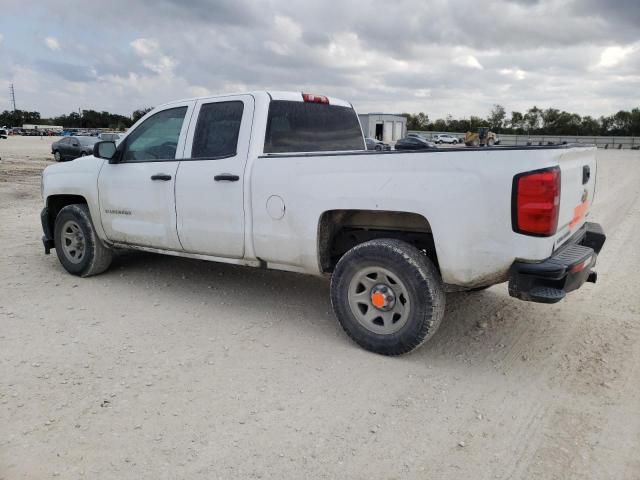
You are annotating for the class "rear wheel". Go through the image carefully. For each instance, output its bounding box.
[375,144,383,151]
[54,204,113,277]
[468,285,491,292]
[330,239,445,355]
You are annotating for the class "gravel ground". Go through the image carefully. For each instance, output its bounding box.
[1,136,639,479]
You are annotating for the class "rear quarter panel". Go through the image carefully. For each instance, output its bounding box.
[249,147,596,286]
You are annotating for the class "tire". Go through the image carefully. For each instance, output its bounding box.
[330,239,446,355]
[54,204,113,277]
[452,140,458,144]
[468,285,491,292]
[375,144,383,151]
[487,138,495,146]
[54,151,61,162]
[80,152,87,157]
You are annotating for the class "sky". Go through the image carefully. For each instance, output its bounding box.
[0,0,638,119]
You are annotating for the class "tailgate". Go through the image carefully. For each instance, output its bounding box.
[554,147,597,246]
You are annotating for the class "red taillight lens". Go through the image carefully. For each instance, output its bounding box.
[512,167,561,236]
[302,93,329,104]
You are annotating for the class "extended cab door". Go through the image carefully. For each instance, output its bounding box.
[97,101,194,250]
[175,95,254,257]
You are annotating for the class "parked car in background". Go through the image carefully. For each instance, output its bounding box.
[0,128,7,139]
[394,136,437,150]
[433,133,460,144]
[99,132,124,144]
[365,137,390,151]
[51,136,99,161]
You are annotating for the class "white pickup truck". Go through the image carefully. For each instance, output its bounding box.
[41,91,606,355]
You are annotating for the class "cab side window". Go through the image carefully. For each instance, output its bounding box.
[191,101,244,159]
[122,107,187,162]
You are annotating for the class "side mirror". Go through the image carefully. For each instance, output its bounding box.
[94,141,117,161]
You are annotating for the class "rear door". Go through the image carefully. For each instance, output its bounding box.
[97,101,194,250]
[175,95,254,257]
[554,147,597,246]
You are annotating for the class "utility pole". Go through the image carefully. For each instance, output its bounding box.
[9,83,17,111]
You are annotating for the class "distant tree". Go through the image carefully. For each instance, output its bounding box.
[599,115,614,134]
[524,106,542,133]
[487,104,506,131]
[611,110,632,135]
[580,116,600,136]
[132,107,153,123]
[630,108,640,136]
[0,109,41,127]
[509,111,524,132]
[432,118,447,131]
[541,108,561,132]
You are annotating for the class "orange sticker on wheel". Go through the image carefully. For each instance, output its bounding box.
[371,292,386,309]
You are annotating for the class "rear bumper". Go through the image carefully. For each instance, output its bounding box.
[508,222,606,303]
[41,207,54,254]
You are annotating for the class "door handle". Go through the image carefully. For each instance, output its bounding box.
[214,174,240,182]
[150,174,172,181]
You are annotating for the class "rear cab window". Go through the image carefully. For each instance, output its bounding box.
[264,99,365,154]
[191,101,244,159]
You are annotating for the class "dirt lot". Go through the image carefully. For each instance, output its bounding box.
[1,136,639,479]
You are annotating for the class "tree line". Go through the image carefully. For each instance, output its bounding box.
[0,107,153,130]
[3,104,640,136]
[403,105,640,137]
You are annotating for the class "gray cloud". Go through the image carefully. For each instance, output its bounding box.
[1,0,638,118]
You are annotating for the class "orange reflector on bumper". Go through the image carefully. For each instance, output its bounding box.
[570,200,589,230]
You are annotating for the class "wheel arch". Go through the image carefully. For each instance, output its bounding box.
[44,194,89,244]
[317,209,439,274]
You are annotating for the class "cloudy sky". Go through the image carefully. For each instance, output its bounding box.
[0,0,638,119]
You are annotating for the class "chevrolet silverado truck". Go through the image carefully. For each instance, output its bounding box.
[40,91,606,355]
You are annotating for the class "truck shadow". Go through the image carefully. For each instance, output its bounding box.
[108,251,534,362]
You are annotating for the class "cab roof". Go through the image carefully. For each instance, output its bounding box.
[160,91,352,109]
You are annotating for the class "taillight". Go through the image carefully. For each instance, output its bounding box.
[302,93,329,104]
[512,167,561,236]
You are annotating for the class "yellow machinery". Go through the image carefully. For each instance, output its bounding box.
[464,127,498,147]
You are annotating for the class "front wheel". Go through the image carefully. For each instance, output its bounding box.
[54,204,113,277]
[330,239,445,355]
[54,151,61,162]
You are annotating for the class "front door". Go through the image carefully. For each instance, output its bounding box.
[97,102,194,250]
[175,95,254,258]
